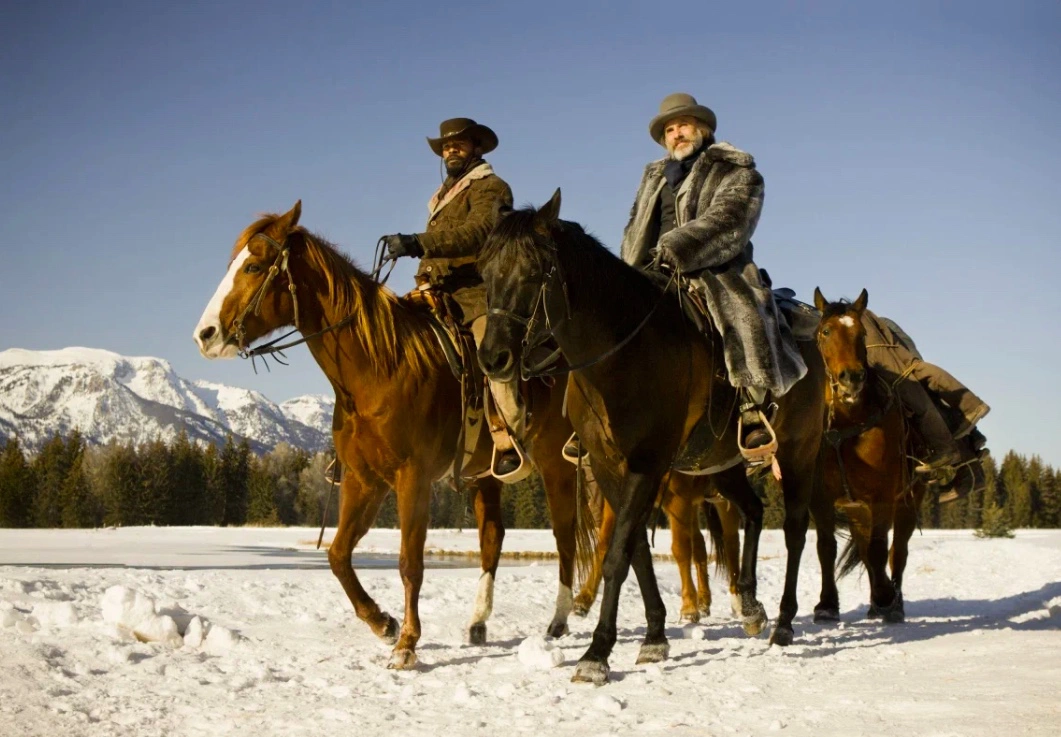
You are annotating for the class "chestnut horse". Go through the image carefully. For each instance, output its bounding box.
[193,202,592,668]
[477,191,828,683]
[574,473,743,625]
[814,288,927,622]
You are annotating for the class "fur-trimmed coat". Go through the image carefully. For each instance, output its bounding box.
[619,142,807,394]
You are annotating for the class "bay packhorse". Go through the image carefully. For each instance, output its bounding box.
[193,201,593,668]
[477,191,828,683]
[574,472,744,625]
[814,288,927,622]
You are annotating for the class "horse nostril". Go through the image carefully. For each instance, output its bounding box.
[484,349,513,375]
[198,326,216,343]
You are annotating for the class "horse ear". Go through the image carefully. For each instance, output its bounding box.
[277,200,302,233]
[852,288,868,314]
[538,188,562,224]
[813,287,827,312]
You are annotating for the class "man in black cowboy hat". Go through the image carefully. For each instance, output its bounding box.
[380,118,526,478]
[619,93,808,463]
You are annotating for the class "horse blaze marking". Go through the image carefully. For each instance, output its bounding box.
[839,316,856,328]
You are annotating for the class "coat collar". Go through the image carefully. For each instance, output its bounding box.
[428,161,495,218]
[646,141,755,179]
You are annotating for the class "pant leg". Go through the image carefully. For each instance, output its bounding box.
[907,359,987,422]
[471,316,525,437]
[892,377,961,461]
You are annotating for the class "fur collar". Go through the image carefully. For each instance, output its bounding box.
[646,141,755,177]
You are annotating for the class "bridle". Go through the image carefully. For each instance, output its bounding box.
[228,231,367,371]
[486,249,677,381]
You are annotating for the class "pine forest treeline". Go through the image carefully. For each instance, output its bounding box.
[0,432,1058,530]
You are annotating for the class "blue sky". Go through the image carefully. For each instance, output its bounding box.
[2,1,1059,464]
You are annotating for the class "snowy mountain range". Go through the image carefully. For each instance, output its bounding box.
[0,348,334,454]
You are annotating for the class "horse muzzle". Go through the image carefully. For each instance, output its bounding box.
[194,322,240,360]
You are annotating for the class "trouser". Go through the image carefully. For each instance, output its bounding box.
[471,316,525,447]
[906,359,987,427]
[892,376,961,460]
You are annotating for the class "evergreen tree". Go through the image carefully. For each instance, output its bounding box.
[100,441,141,526]
[0,437,35,528]
[219,436,250,526]
[170,431,208,525]
[32,431,84,528]
[60,450,99,528]
[246,455,280,525]
[976,501,1014,538]
[261,443,310,525]
[138,438,175,526]
[202,443,226,525]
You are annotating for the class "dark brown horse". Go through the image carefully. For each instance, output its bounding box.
[574,473,743,625]
[814,288,927,622]
[477,191,828,683]
[193,202,592,668]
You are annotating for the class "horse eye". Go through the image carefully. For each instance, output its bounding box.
[244,263,262,275]
[821,327,830,337]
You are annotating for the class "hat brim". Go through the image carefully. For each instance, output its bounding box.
[427,123,498,156]
[649,105,717,144]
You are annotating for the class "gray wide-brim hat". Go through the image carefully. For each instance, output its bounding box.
[427,117,499,157]
[648,93,717,144]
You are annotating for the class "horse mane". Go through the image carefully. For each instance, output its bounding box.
[480,206,666,322]
[233,214,437,380]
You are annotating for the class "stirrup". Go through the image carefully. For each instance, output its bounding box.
[491,437,532,483]
[561,432,586,465]
[737,410,778,467]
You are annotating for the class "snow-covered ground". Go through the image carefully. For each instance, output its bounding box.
[1,527,1059,737]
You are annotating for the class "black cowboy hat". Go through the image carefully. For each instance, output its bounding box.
[649,93,717,144]
[427,117,499,157]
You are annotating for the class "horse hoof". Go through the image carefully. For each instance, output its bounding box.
[572,599,591,617]
[467,622,487,646]
[769,624,794,647]
[571,660,609,685]
[387,648,418,670]
[867,603,882,619]
[730,594,743,620]
[699,605,712,619]
[742,603,768,637]
[813,607,841,624]
[546,621,570,639]
[679,610,701,625]
[380,615,401,645]
[883,608,905,624]
[636,641,670,664]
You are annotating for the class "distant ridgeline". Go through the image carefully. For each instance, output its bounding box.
[0,430,1057,531]
[0,347,335,455]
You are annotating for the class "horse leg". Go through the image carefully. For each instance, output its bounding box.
[714,465,767,636]
[539,458,578,637]
[719,499,744,618]
[573,499,613,616]
[572,469,662,685]
[809,489,841,623]
[665,492,701,624]
[388,467,431,669]
[868,516,902,623]
[770,494,809,647]
[889,492,920,622]
[467,477,505,645]
[327,467,398,643]
[691,511,713,620]
[632,525,670,664]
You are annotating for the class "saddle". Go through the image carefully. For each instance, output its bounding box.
[403,286,488,479]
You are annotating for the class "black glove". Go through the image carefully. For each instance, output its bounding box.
[381,234,424,260]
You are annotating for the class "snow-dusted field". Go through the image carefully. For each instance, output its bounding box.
[1,527,1059,737]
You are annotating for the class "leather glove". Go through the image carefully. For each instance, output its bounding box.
[381,234,424,260]
[648,246,672,272]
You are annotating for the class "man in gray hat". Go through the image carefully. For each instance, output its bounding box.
[380,118,527,479]
[620,93,807,461]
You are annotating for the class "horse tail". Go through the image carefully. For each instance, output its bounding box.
[573,463,600,593]
[702,500,729,579]
[837,535,861,579]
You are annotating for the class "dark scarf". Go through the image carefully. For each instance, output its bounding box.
[663,145,704,189]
